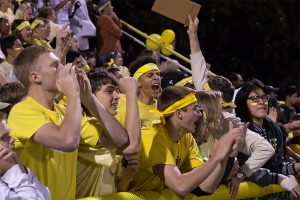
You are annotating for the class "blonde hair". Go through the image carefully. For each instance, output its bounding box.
[13,45,52,91]
[195,90,223,136]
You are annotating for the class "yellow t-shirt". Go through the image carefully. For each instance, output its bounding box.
[129,124,204,192]
[76,144,123,198]
[8,97,101,200]
[115,94,160,129]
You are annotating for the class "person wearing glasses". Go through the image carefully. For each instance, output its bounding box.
[235,79,300,178]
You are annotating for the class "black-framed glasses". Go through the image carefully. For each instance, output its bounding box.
[247,95,269,103]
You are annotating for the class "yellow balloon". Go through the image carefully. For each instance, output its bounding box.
[161,44,173,56]
[146,34,161,50]
[161,29,175,44]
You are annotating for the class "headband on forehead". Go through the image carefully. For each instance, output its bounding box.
[13,21,30,34]
[30,19,44,30]
[150,92,197,124]
[132,63,160,79]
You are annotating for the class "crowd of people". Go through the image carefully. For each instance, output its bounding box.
[0,0,300,200]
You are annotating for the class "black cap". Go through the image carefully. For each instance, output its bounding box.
[161,70,190,89]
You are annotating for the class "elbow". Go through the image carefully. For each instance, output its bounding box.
[171,183,190,197]
[117,133,129,148]
[63,138,80,152]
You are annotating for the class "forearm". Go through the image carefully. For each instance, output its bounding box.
[83,94,128,147]
[199,157,228,193]
[188,33,200,54]
[240,131,275,177]
[58,95,82,147]
[167,157,221,196]
[123,94,141,154]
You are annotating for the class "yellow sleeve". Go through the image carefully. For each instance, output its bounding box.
[8,102,52,149]
[115,94,126,126]
[80,116,102,147]
[186,134,204,168]
[142,128,175,167]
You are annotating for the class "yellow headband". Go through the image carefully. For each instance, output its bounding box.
[203,82,211,91]
[30,19,44,30]
[150,92,197,124]
[222,100,237,109]
[133,63,160,79]
[175,77,193,87]
[98,1,110,13]
[15,21,30,32]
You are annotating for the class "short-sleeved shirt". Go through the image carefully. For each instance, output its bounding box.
[115,94,160,129]
[129,123,204,192]
[7,97,101,200]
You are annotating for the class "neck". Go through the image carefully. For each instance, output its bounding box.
[28,87,57,110]
[6,56,14,65]
[165,119,184,143]
[138,91,155,105]
[252,117,264,127]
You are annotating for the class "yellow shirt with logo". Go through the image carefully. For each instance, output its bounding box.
[115,94,159,129]
[7,97,101,200]
[129,123,204,192]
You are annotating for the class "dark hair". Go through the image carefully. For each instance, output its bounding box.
[229,73,242,82]
[235,79,267,122]
[37,7,54,19]
[0,35,18,57]
[284,85,298,97]
[128,56,157,76]
[157,86,192,112]
[0,82,27,114]
[11,19,25,34]
[86,69,118,93]
[66,50,81,63]
[207,75,235,102]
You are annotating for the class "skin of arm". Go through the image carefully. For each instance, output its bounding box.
[187,15,208,91]
[34,64,82,152]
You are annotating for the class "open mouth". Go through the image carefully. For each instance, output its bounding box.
[151,83,160,92]
[111,102,118,110]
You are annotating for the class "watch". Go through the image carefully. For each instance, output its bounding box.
[236,170,246,181]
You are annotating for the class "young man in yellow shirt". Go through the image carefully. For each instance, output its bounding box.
[76,69,140,197]
[129,86,247,197]
[116,56,160,128]
[7,45,129,199]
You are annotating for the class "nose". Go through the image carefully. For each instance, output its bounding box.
[113,91,120,100]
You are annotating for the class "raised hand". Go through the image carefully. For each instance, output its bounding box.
[118,77,138,96]
[187,15,199,36]
[56,63,80,98]
[267,107,278,122]
[75,68,92,100]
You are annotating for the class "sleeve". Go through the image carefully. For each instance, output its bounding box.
[187,134,204,168]
[145,130,175,167]
[0,165,51,200]
[8,104,53,149]
[239,129,275,177]
[115,95,127,127]
[80,116,102,147]
[247,168,278,186]
[190,51,208,91]
[100,16,122,38]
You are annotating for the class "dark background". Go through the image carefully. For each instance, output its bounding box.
[112,0,300,88]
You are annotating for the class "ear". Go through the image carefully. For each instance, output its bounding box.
[7,48,13,56]
[29,71,41,84]
[137,79,142,87]
[175,109,183,120]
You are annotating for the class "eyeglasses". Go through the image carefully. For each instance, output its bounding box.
[247,95,269,103]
